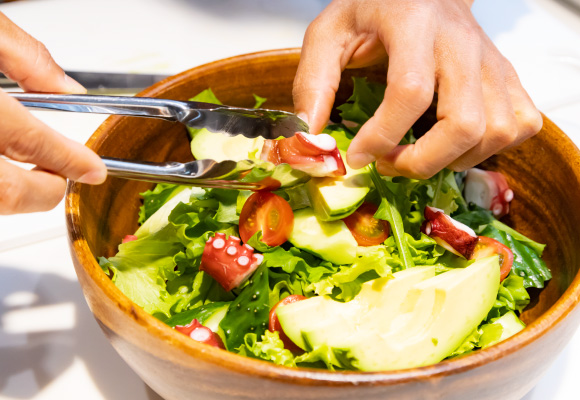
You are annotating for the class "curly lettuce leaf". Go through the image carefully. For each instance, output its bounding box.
[448,328,482,358]
[237,331,296,367]
[323,123,355,152]
[307,247,392,301]
[138,183,185,225]
[487,274,530,320]
[102,188,238,320]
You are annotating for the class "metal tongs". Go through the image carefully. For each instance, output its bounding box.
[10,93,310,190]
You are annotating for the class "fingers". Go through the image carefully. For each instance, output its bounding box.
[0,90,106,184]
[347,14,436,171]
[382,35,485,178]
[447,56,517,171]
[0,160,67,214]
[502,62,543,148]
[293,16,347,134]
[0,12,85,94]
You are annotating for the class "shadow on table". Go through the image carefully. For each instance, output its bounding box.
[520,346,570,400]
[174,0,535,42]
[173,0,332,23]
[0,267,152,399]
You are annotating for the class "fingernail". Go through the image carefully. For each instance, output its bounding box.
[64,74,87,94]
[77,169,107,185]
[297,112,309,126]
[347,152,375,169]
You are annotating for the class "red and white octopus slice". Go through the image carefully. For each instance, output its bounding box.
[464,168,514,218]
[260,132,346,177]
[200,232,264,291]
[174,318,225,349]
[421,206,479,259]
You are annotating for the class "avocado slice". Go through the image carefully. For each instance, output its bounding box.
[288,208,358,265]
[306,152,371,221]
[190,128,264,162]
[278,266,436,349]
[136,187,201,238]
[278,257,500,371]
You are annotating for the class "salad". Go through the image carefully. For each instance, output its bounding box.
[99,78,551,371]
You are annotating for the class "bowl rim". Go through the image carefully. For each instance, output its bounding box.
[66,47,580,386]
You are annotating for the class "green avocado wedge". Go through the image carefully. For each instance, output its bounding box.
[306,151,371,221]
[277,256,500,371]
[288,208,358,265]
[189,128,265,162]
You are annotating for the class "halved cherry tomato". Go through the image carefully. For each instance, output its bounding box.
[239,192,294,247]
[122,235,138,243]
[472,236,514,281]
[342,203,390,246]
[269,295,306,353]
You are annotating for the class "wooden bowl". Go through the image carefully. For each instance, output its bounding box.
[65,48,580,400]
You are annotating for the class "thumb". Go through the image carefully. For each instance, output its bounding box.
[0,12,85,94]
[293,17,346,135]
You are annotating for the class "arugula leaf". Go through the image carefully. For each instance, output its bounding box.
[190,88,223,105]
[337,77,385,128]
[370,165,414,269]
[252,94,267,108]
[480,225,551,289]
[219,264,270,350]
[429,169,467,215]
[454,205,546,256]
[165,301,230,327]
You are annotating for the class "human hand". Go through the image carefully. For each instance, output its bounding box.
[293,0,543,178]
[0,12,106,214]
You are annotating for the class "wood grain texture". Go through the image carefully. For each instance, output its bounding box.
[66,48,580,400]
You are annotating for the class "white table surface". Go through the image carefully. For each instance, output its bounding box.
[0,0,579,399]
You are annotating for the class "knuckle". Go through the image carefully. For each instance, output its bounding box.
[3,128,43,162]
[487,118,519,147]
[520,109,543,137]
[454,22,481,45]
[449,162,472,173]
[453,113,486,142]
[409,165,436,180]
[393,72,434,107]
[0,174,24,214]
[398,160,436,180]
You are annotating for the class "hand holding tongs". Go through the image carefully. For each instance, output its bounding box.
[9,93,310,190]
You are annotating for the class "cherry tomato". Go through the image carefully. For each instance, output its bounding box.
[472,236,514,281]
[343,203,390,246]
[269,295,307,353]
[122,235,138,243]
[239,192,294,247]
